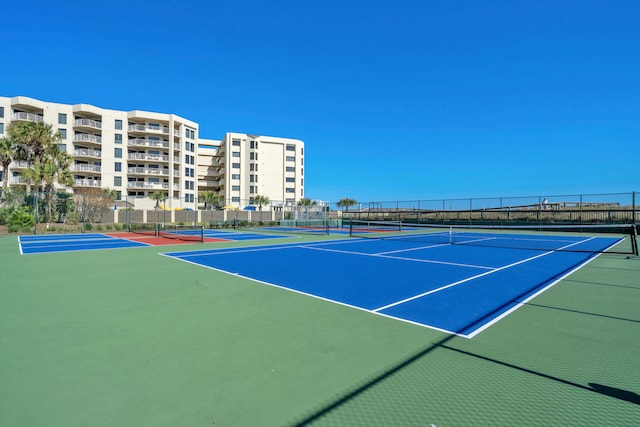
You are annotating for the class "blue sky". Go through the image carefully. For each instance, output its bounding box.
[1,0,638,203]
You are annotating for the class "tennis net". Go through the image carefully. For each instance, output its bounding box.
[235,219,331,236]
[128,221,159,237]
[158,224,205,243]
[347,220,639,255]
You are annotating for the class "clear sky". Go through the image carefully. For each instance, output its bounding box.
[1,0,638,203]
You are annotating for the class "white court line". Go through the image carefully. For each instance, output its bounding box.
[372,236,597,313]
[171,238,366,257]
[303,246,493,270]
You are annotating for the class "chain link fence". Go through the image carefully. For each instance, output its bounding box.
[1,190,637,235]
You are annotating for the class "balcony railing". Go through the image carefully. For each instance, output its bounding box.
[12,112,44,122]
[73,134,102,144]
[10,176,29,185]
[127,181,169,190]
[74,179,102,188]
[9,161,29,169]
[72,164,102,173]
[73,118,102,129]
[74,148,102,158]
[128,138,170,149]
[127,167,169,176]
[128,124,170,134]
[127,153,169,162]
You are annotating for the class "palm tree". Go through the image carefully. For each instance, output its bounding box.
[0,137,15,199]
[337,198,357,211]
[8,121,61,194]
[297,198,317,207]
[199,191,221,210]
[40,145,74,222]
[150,191,166,211]
[253,194,270,211]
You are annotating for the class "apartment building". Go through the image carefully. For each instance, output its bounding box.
[0,96,304,210]
[211,132,305,209]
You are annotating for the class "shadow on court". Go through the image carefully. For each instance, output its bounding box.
[292,258,639,425]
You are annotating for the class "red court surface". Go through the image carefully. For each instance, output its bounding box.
[108,232,228,246]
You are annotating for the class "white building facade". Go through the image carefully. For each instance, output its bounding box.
[0,96,304,210]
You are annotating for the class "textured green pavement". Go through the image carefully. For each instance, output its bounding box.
[1,234,639,426]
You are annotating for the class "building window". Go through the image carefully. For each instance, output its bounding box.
[249,186,255,194]
[232,174,240,180]
[232,197,240,203]
[249,175,254,183]
[286,177,295,183]
[286,166,295,172]
[232,151,240,158]
[286,156,295,162]
[286,145,295,151]
[114,148,122,158]
[250,140,257,149]
[58,143,66,152]
[58,129,67,139]
[115,134,122,144]
[0,107,4,118]
[115,119,122,130]
[115,162,121,172]
[232,163,240,169]
[232,139,241,146]
[0,123,4,134]
[114,176,122,186]
[286,188,295,193]
[58,113,67,124]
[250,152,254,160]
[301,147,304,155]
[232,185,240,191]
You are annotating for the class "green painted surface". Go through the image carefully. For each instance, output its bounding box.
[1,235,639,426]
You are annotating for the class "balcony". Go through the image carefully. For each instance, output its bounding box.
[128,138,170,149]
[74,148,102,159]
[9,160,29,170]
[73,134,102,144]
[12,112,44,122]
[73,118,102,130]
[127,167,169,176]
[10,176,29,185]
[74,179,102,188]
[127,181,169,190]
[72,164,102,173]
[127,153,169,162]
[128,124,170,134]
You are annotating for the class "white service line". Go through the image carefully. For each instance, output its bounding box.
[372,236,598,313]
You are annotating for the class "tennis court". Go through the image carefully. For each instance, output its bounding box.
[163,225,626,337]
[17,228,292,254]
[1,222,639,426]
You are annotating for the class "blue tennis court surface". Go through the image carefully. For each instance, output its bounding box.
[162,231,623,337]
[18,233,149,254]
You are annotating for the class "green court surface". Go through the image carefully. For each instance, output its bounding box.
[1,234,639,426]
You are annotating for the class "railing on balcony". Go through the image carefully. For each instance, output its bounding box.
[127,153,169,162]
[72,164,102,173]
[10,176,29,185]
[74,179,102,188]
[12,112,44,122]
[128,138,170,148]
[127,167,169,176]
[73,134,102,144]
[74,148,102,158]
[73,118,102,129]
[9,161,30,169]
[127,182,169,190]
[128,124,170,134]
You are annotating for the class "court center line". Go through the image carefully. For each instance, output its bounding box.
[372,236,598,313]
